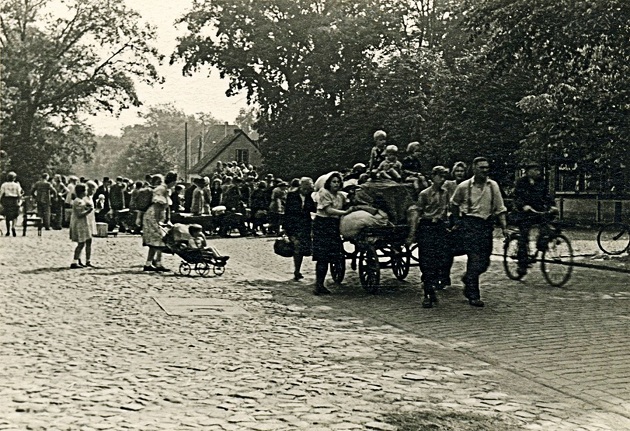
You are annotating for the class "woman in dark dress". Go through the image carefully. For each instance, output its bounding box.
[312,172,356,295]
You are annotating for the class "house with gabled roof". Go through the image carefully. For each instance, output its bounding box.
[189,126,262,178]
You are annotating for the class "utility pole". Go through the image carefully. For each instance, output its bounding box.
[184,122,188,182]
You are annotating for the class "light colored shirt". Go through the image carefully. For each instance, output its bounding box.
[314,188,346,218]
[451,177,507,220]
[0,181,23,198]
[416,184,450,222]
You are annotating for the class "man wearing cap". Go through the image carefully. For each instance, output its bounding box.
[512,160,558,276]
[451,157,508,307]
[407,166,452,308]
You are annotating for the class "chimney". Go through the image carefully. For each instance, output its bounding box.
[224,121,229,137]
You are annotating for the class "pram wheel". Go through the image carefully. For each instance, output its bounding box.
[195,262,210,277]
[179,262,191,276]
[213,265,225,276]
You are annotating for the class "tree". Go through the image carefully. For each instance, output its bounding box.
[0,0,163,186]
[172,0,416,177]
[115,132,178,179]
[462,0,630,170]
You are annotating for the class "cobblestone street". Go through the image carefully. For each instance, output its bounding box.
[1,229,629,430]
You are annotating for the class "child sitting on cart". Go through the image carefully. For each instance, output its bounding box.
[188,224,229,263]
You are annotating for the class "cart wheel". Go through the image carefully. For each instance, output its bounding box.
[391,246,410,280]
[331,257,346,283]
[359,246,380,294]
[195,262,210,277]
[213,265,225,276]
[541,234,573,287]
[503,234,525,280]
[179,262,191,276]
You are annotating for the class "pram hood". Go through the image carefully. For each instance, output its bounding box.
[163,223,193,248]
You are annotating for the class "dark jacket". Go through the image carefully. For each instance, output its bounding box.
[284,190,316,237]
[513,176,555,213]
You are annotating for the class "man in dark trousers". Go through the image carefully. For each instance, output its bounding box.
[512,160,558,276]
[406,166,452,308]
[450,157,508,307]
[31,173,55,230]
[284,177,316,281]
[109,176,126,231]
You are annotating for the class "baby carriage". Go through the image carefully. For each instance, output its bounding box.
[162,223,229,276]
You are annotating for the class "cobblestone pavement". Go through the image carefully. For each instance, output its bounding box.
[1,229,629,430]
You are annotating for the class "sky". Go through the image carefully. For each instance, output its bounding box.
[83,0,248,136]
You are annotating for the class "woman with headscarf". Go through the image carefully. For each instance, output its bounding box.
[312,172,357,295]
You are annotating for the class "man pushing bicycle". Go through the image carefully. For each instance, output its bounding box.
[512,160,559,276]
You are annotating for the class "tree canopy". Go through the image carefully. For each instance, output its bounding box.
[173,0,629,187]
[0,0,163,186]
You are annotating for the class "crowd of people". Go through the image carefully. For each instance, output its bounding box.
[0,130,557,309]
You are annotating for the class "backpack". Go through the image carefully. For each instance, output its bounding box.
[131,187,153,212]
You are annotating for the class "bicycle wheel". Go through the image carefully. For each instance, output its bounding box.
[597,223,630,255]
[503,234,525,280]
[541,234,573,287]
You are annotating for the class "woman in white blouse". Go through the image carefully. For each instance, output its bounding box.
[0,172,24,236]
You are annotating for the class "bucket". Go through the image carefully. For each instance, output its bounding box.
[96,222,108,238]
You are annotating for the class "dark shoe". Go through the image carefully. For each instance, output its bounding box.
[422,295,433,308]
[70,263,81,269]
[469,299,485,307]
[77,260,85,268]
[517,267,527,277]
[4,232,9,237]
[313,285,331,295]
[154,265,170,272]
[143,265,158,272]
[12,228,16,237]
[84,261,94,268]
[294,272,304,281]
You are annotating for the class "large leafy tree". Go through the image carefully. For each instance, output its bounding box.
[0,0,163,186]
[173,0,415,178]
[463,0,630,170]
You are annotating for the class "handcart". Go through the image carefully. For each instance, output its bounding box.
[333,180,420,294]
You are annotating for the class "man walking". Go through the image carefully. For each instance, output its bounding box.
[406,166,452,308]
[450,157,508,307]
[31,173,55,230]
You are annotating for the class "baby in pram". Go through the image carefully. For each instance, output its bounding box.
[187,224,229,264]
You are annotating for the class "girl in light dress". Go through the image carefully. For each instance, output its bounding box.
[68,184,94,268]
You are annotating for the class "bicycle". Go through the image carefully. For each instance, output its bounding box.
[503,211,574,287]
[596,221,630,255]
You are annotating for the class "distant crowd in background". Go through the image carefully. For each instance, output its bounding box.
[1,129,557,309]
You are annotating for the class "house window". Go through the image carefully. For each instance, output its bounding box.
[235,149,249,165]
